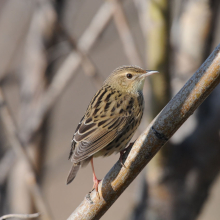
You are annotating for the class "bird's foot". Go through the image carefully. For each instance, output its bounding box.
[86,191,94,204]
[119,142,134,167]
[92,176,101,199]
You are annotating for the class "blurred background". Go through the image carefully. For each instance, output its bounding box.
[0,0,220,219]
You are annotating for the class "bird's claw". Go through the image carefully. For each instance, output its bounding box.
[86,191,94,204]
[119,142,134,167]
[92,178,101,199]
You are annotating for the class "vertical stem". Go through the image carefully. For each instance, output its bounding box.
[146,0,171,117]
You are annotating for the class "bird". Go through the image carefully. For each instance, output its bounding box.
[67,65,158,195]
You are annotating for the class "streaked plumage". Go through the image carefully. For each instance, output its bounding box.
[67,65,158,193]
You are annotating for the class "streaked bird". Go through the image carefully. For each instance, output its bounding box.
[67,65,158,194]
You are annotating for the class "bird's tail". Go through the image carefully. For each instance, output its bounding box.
[66,163,80,184]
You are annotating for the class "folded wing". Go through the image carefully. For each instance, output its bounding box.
[72,115,134,163]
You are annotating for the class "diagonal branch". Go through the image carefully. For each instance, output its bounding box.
[0,88,53,220]
[57,23,104,88]
[67,44,220,220]
[22,1,115,143]
[111,0,143,66]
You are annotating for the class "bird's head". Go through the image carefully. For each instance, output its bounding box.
[104,65,158,93]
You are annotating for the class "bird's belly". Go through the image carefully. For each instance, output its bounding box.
[93,125,137,158]
[93,138,131,158]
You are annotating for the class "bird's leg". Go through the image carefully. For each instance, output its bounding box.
[119,142,134,167]
[91,157,101,197]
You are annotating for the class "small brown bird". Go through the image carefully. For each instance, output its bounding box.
[67,65,158,193]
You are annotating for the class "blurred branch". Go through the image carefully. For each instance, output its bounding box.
[174,0,213,81]
[67,44,220,220]
[23,1,115,143]
[134,0,172,218]
[2,1,56,219]
[139,2,220,220]
[0,213,39,220]
[110,0,143,66]
[203,0,220,59]
[145,0,171,116]
[0,88,52,220]
[133,0,147,37]
[167,84,220,220]
[57,23,104,88]
[0,0,35,80]
[0,89,37,173]
[19,0,56,143]
[132,1,172,217]
[0,150,15,185]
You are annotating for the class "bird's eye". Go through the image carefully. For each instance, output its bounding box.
[126,73,133,79]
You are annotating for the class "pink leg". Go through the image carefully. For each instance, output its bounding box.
[91,157,101,195]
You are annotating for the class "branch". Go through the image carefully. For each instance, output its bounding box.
[22,1,115,142]
[0,88,53,220]
[0,150,15,185]
[57,23,104,88]
[43,1,114,104]
[145,0,171,116]
[67,44,220,219]
[0,213,39,220]
[111,0,143,66]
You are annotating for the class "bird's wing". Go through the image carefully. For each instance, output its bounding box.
[71,114,135,163]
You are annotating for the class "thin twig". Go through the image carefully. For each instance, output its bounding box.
[0,213,39,220]
[58,22,103,88]
[111,0,143,66]
[67,44,220,220]
[133,0,148,37]
[23,1,115,142]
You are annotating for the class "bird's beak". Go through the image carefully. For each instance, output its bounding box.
[139,70,159,78]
